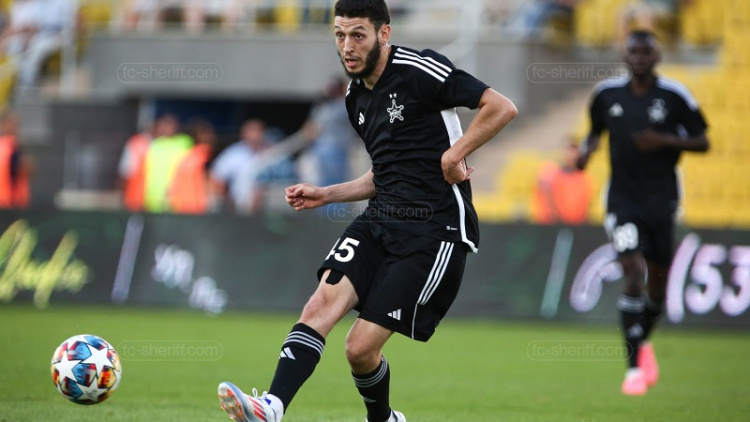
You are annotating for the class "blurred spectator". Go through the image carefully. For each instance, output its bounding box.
[184,0,245,32]
[1,0,79,92]
[0,0,40,51]
[142,114,193,213]
[122,0,186,31]
[300,0,332,25]
[531,141,594,225]
[299,77,359,199]
[117,122,152,212]
[169,118,217,214]
[505,0,581,40]
[209,118,272,214]
[0,110,31,208]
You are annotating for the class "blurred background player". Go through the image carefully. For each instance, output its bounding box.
[577,29,709,396]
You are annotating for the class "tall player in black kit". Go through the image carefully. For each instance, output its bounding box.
[217,1,518,421]
[577,30,709,396]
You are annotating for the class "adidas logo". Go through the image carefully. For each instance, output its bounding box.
[359,112,365,125]
[279,347,296,360]
[387,309,402,321]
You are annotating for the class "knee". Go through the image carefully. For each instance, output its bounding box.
[298,283,356,337]
[620,256,646,296]
[299,292,337,332]
[345,337,380,373]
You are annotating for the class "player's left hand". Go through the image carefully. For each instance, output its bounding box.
[633,129,670,152]
[442,154,474,184]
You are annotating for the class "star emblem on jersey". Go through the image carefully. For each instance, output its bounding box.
[609,103,623,117]
[647,98,668,123]
[387,93,404,123]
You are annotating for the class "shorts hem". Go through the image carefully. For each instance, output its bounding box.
[358,312,431,343]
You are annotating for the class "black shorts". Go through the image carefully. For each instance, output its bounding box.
[604,210,675,267]
[317,218,468,342]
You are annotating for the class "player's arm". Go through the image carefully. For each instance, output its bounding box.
[285,169,375,211]
[576,90,606,170]
[441,88,518,184]
[633,129,709,153]
[635,88,710,153]
[576,132,601,170]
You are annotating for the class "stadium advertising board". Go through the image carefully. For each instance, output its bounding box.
[0,211,748,327]
[459,224,750,327]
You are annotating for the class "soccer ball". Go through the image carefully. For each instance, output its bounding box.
[50,334,122,405]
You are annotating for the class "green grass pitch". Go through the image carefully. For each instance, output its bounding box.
[1,304,749,422]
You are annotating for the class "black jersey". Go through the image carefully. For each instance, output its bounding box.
[589,75,708,214]
[345,45,489,252]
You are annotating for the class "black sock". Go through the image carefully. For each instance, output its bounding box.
[268,323,325,410]
[353,356,391,422]
[618,295,644,368]
[640,294,663,341]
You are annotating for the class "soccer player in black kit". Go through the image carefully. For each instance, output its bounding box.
[217,0,518,421]
[577,30,709,396]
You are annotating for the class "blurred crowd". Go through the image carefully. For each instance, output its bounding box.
[117,77,359,215]
[0,0,716,217]
[0,0,697,100]
[115,0,408,33]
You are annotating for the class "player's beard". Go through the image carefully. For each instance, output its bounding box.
[339,39,381,80]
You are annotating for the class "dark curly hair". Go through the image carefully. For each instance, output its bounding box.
[334,0,391,30]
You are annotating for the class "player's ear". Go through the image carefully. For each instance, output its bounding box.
[378,24,391,45]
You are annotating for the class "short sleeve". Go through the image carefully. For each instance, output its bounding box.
[397,48,488,110]
[674,93,708,136]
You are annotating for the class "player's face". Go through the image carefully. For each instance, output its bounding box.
[334,17,384,80]
[624,39,659,78]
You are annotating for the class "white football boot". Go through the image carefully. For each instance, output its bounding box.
[218,382,281,422]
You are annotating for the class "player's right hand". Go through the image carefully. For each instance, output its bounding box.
[285,183,326,211]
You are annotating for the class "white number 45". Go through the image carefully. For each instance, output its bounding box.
[326,237,360,263]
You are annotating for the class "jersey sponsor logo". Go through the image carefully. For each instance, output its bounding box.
[387,309,402,320]
[359,112,365,125]
[609,103,623,117]
[648,98,668,123]
[387,93,405,123]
